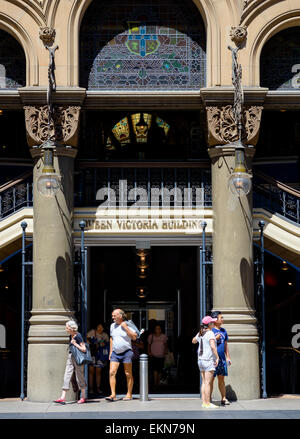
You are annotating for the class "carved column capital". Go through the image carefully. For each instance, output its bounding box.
[206,105,263,148]
[24,105,81,148]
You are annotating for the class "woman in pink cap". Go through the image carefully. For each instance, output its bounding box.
[192,316,219,408]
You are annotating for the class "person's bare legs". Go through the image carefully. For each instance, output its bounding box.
[59,387,85,400]
[203,371,214,405]
[124,362,134,399]
[108,361,120,399]
[60,389,67,400]
[217,375,226,401]
[200,371,206,403]
[96,367,102,392]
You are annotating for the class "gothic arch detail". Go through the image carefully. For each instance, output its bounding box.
[80,0,207,90]
[0,14,39,86]
[67,0,219,87]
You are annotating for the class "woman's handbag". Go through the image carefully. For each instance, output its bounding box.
[70,343,93,366]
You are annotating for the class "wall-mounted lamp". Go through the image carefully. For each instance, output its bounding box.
[228,27,252,197]
[37,139,61,197]
[228,141,252,197]
[37,42,60,197]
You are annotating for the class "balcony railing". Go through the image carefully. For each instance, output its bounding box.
[0,171,33,220]
[74,162,212,209]
[0,164,299,226]
[253,170,300,224]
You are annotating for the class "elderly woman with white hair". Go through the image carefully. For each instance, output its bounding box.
[54,320,87,404]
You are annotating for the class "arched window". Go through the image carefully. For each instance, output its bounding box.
[80,0,206,90]
[0,30,26,89]
[260,27,300,90]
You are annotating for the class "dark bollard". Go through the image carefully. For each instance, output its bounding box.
[139,354,149,401]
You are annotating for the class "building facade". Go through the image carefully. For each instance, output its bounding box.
[0,0,299,402]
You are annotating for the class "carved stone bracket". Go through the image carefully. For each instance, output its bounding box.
[206,105,263,147]
[230,26,247,49]
[39,27,56,47]
[24,105,81,148]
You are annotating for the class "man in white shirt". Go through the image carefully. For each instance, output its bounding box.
[106,308,137,401]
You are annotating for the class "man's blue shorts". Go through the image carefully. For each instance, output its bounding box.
[110,349,134,364]
[214,358,228,377]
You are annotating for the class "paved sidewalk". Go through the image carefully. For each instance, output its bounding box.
[1,394,300,419]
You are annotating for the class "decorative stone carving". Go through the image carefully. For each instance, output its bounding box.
[24,105,81,148]
[244,106,263,146]
[206,105,263,147]
[39,27,56,47]
[230,26,247,49]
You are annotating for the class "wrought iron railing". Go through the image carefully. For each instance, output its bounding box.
[74,162,212,208]
[253,170,300,224]
[0,171,33,220]
[1,165,299,227]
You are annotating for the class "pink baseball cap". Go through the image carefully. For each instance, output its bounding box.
[202,316,217,325]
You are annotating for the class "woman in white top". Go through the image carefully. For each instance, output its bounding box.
[192,316,219,408]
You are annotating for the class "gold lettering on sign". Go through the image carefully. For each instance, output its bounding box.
[78,218,203,232]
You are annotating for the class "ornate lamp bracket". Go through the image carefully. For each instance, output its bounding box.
[228,26,247,147]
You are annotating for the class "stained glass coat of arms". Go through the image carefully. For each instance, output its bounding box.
[80,0,206,90]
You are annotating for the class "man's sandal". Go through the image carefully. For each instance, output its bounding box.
[105,396,117,402]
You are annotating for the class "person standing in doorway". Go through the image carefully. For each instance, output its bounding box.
[211,311,231,405]
[106,309,137,401]
[147,324,168,389]
[87,323,109,395]
[192,316,219,409]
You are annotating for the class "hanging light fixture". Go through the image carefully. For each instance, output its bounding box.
[136,286,148,299]
[37,44,60,197]
[228,141,252,197]
[37,139,61,197]
[135,113,148,143]
[0,265,4,273]
[228,28,252,198]
[136,113,148,132]
[281,260,289,271]
[136,249,149,278]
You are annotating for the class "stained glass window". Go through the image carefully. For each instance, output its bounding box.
[260,27,300,90]
[107,113,170,150]
[80,0,206,90]
[0,30,26,89]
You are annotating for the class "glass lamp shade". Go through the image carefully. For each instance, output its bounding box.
[37,172,61,197]
[137,267,148,279]
[228,171,252,197]
[136,286,148,299]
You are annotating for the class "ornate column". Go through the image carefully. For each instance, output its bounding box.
[207,104,263,400]
[24,102,81,401]
[205,26,264,400]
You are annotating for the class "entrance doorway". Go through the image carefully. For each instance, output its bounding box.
[87,246,201,394]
